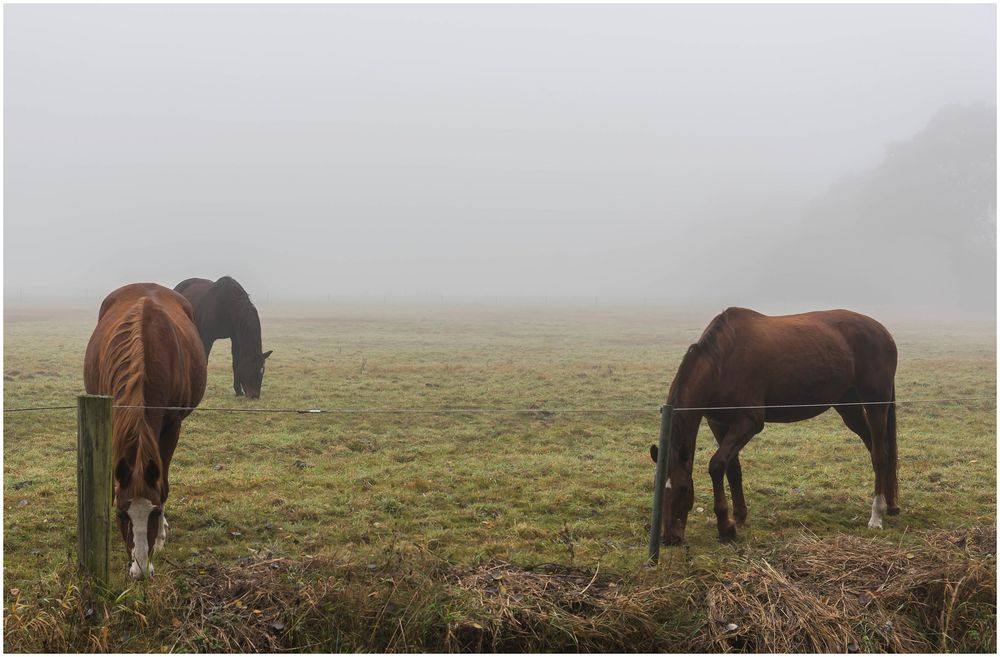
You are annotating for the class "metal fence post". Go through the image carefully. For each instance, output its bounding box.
[647,404,674,564]
[77,394,113,589]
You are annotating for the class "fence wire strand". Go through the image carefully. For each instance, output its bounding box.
[2,396,995,415]
[3,405,78,413]
[672,396,996,412]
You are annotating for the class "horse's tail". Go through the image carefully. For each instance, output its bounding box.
[885,386,900,514]
[101,297,162,490]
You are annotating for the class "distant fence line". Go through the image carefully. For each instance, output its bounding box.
[3,396,995,415]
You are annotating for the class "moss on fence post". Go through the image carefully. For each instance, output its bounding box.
[77,394,113,591]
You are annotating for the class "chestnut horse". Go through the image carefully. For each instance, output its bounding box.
[174,276,271,399]
[650,307,898,544]
[84,283,206,578]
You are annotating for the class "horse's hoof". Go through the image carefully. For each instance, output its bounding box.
[887,506,900,516]
[867,518,883,530]
[662,535,684,546]
[718,523,738,542]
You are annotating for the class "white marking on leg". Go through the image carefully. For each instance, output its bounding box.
[867,494,887,530]
[127,497,155,578]
[154,514,168,552]
[665,478,672,490]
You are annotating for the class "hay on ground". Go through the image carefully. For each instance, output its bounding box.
[445,560,692,652]
[5,527,995,653]
[702,528,997,653]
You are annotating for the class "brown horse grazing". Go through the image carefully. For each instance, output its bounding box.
[84,283,207,579]
[174,276,271,399]
[649,307,898,544]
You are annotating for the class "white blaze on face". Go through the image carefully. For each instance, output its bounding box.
[868,494,887,530]
[127,497,156,578]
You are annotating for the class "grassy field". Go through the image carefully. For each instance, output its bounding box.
[3,303,996,651]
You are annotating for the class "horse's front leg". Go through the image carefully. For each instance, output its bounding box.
[708,452,736,541]
[231,339,244,396]
[709,420,748,526]
[708,415,761,542]
[156,418,182,551]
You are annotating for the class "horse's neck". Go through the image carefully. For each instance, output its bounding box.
[665,354,712,459]
[669,383,707,411]
[667,352,715,411]
[225,296,260,354]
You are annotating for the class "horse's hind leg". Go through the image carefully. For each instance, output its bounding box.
[836,401,888,528]
[834,398,873,453]
[863,403,894,529]
[708,415,761,542]
[709,420,748,526]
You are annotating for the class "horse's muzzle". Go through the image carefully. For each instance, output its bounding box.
[129,560,154,579]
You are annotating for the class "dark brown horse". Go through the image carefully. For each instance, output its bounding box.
[84,283,207,578]
[174,276,271,399]
[650,307,898,544]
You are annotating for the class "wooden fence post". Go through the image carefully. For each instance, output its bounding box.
[77,394,113,589]
[647,404,674,564]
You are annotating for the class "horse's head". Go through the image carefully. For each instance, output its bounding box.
[114,457,165,579]
[649,443,694,545]
[236,350,272,400]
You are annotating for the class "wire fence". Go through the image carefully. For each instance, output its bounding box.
[2,395,995,415]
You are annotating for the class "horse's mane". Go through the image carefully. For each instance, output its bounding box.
[666,308,738,406]
[101,298,162,488]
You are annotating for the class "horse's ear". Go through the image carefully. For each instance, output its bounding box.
[114,458,131,487]
[262,350,272,360]
[144,460,161,488]
[649,444,658,463]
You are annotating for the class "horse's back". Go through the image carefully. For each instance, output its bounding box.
[85,284,206,408]
[728,308,894,363]
[711,307,852,360]
[174,277,212,294]
[141,291,207,409]
[705,308,897,414]
[173,278,214,309]
[173,275,256,341]
[174,277,246,301]
[767,309,896,378]
[174,276,247,318]
[98,283,195,323]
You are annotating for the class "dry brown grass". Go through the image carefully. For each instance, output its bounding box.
[4,527,995,653]
[701,528,996,653]
[444,560,696,651]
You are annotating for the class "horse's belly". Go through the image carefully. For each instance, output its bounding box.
[763,405,831,423]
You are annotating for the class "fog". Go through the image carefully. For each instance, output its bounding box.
[4,5,996,319]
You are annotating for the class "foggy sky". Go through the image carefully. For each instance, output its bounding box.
[4,4,996,313]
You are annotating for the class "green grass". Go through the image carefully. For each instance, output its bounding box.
[3,303,996,651]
